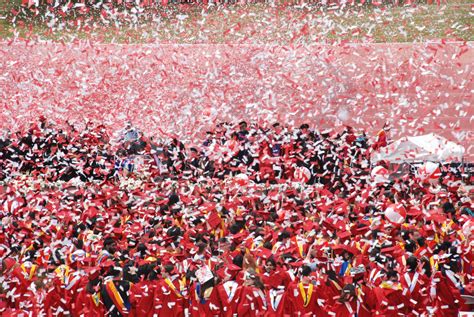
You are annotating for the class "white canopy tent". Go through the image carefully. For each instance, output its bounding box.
[372,133,465,163]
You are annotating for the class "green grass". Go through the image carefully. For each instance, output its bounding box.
[0,0,472,43]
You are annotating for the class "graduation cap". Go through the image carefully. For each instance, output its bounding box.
[337,230,352,241]
[322,219,338,232]
[349,265,366,277]
[86,267,102,281]
[352,224,371,237]
[289,260,305,268]
[207,212,222,230]
[380,245,403,258]
[195,265,214,284]
[407,207,422,218]
[222,263,241,280]
[333,244,359,256]
[231,231,247,244]
[255,247,273,260]
[427,212,447,224]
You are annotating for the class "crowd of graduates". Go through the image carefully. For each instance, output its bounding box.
[0,117,472,317]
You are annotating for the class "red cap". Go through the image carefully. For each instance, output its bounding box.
[427,212,447,224]
[87,268,101,281]
[208,212,222,229]
[256,247,273,260]
[337,230,352,240]
[333,244,359,256]
[222,263,241,280]
[381,245,404,257]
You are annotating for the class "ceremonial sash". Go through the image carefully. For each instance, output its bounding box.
[65,274,81,291]
[21,263,37,280]
[20,245,33,260]
[298,282,314,307]
[330,278,343,291]
[272,242,281,253]
[165,277,186,298]
[54,265,70,284]
[369,269,379,285]
[121,215,131,224]
[97,251,109,265]
[223,281,238,302]
[255,289,267,309]
[195,283,207,304]
[339,261,351,276]
[293,237,304,257]
[91,292,101,307]
[344,301,360,317]
[445,270,463,291]
[380,281,402,290]
[105,281,130,316]
[458,230,465,242]
[269,289,283,311]
[429,256,439,271]
[404,272,419,293]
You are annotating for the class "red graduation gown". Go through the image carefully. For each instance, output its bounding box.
[399,271,429,314]
[155,277,187,317]
[129,280,160,317]
[287,281,327,317]
[44,282,71,317]
[238,285,267,317]
[215,280,243,317]
[318,276,343,308]
[261,269,291,290]
[355,283,376,317]
[264,288,291,317]
[329,300,367,317]
[74,288,105,317]
[4,266,39,315]
[189,284,222,317]
[373,282,411,317]
[428,271,466,317]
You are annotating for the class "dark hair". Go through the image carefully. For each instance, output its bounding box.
[252,275,265,291]
[442,202,456,215]
[278,231,291,241]
[263,241,273,250]
[406,256,418,272]
[229,223,241,234]
[164,264,175,274]
[266,258,277,267]
[123,262,139,283]
[371,230,380,240]
[137,243,147,257]
[338,284,356,302]
[103,237,116,247]
[137,264,153,281]
[106,265,121,278]
[386,270,398,280]
[149,266,161,281]
[420,257,432,277]
[168,192,180,206]
[405,239,417,253]
[233,255,244,268]
[301,265,312,277]
[417,237,425,248]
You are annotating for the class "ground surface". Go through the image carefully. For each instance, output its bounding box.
[0,2,473,43]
